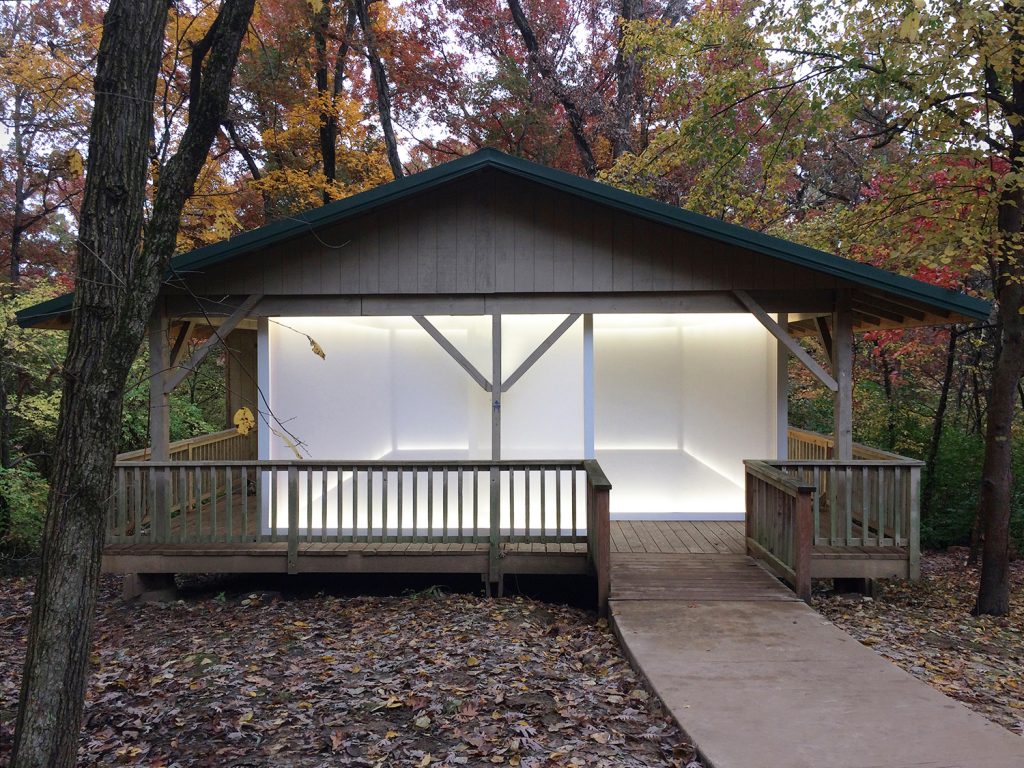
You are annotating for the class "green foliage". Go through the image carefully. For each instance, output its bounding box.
[1,284,68,471]
[0,463,48,555]
[119,344,227,453]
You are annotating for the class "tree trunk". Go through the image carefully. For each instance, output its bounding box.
[507,0,596,177]
[10,4,169,763]
[11,2,255,765]
[974,290,1022,615]
[612,0,640,159]
[974,147,1024,614]
[313,0,336,202]
[922,327,957,520]
[354,0,403,179]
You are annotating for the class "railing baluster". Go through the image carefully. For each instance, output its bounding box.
[322,467,328,543]
[270,467,278,543]
[397,467,404,542]
[556,468,562,540]
[210,465,218,543]
[367,467,374,543]
[509,467,516,541]
[442,467,449,543]
[571,467,578,538]
[457,467,464,540]
[306,468,313,543]
[472,467,479,540]
[412,467,420,538]
[351,465,358,543]
[382,467,389,543]
[844,466,853,546]
[525,468,531,541]
[540,469,547,540]
[226,466,234,543]
[241,466,249,543]
[427,468,434,543]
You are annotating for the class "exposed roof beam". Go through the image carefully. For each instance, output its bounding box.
[169,321,197,369]
[413,315,492,391]
[164,295,262,394]
[734,290,838,392]
[859,290,930,321]
[501,314,581,392]
[814,317,832,360]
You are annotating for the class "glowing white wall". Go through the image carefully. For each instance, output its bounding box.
[259,313,777,525]
[593,314,776,518]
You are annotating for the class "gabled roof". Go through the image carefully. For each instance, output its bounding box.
[16,147,991,328]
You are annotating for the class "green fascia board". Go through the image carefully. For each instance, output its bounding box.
[16,147,992,327]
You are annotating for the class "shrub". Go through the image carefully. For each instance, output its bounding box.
[0,464,49,556]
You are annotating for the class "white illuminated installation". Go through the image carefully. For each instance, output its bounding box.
[258,313,776,531]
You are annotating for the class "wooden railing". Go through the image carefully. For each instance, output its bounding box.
[744,460,814,600]
[116,428,257,462]
[584,460,612,615]
[772,461,921,555]
[787,426,908,462]
[747,429,923,591]
[108,458,612,608]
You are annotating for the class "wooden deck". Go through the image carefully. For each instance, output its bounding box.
[104,519,907,580]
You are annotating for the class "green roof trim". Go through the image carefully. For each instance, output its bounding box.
[16,147,992,327]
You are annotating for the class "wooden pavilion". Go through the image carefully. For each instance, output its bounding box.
[17,149,990,608]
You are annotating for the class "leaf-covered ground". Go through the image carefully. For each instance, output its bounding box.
[815,552,1024,736]
[0,575,697,767]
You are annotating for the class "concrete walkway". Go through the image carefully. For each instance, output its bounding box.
[610,553,1024,768]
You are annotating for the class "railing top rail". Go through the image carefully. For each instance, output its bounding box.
[114,458,595,470]
[786,426,913,462]
[744,460,815,496]
[769,458,926,468]
[116,428,247,461]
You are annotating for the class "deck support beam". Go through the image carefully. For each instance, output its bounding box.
[832,289,854,460]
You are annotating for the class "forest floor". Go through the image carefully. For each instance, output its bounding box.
[816,551,1024,736]
[0,574,697,767]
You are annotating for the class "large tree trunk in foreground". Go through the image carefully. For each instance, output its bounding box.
[975,287,1023,615]
[11,2,255,765]
[974,149,1024,615]
[11,5,168,763]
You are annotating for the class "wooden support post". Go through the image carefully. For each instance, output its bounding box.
[793,488,813,602]
[908,465,921,580]
[148,305,170,541]
[832,289,854,461]
[122,573,177,602]
[489,315,502,589]
[594,486,610,616]
[583,314,595,460]
[584,460,612,617]
[287,466,299,574]
[491,314,501,461]
[776,312,788,460]
[148,305,170,461]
